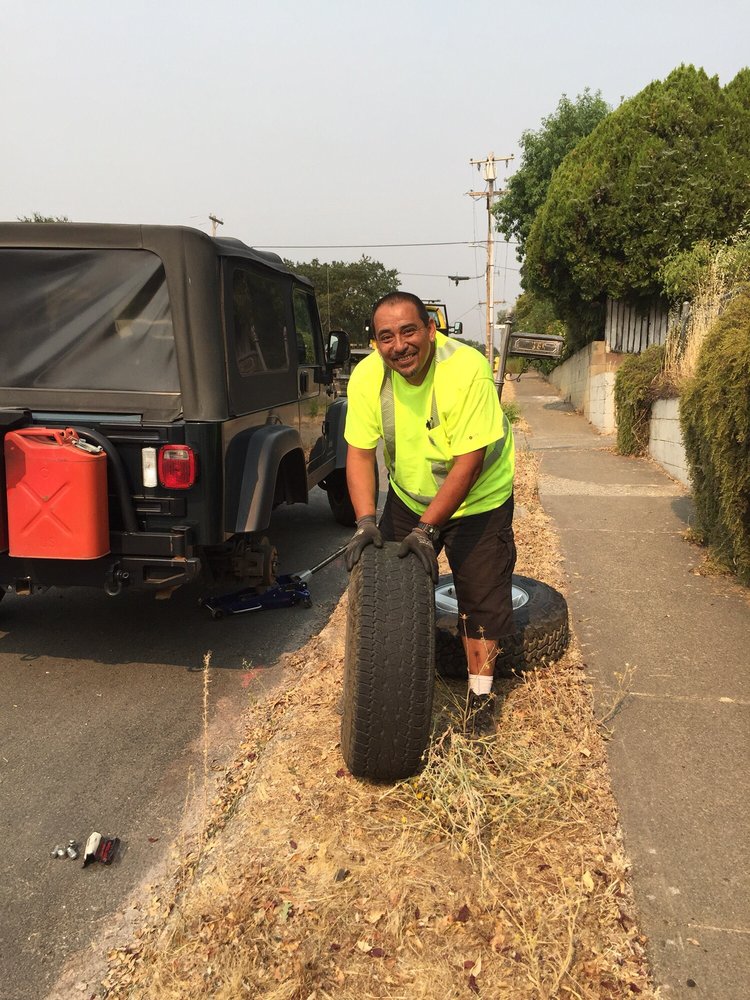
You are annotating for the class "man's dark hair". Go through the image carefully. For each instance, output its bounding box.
[370,291,430,335]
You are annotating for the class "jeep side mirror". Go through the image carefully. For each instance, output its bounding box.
[326,329,351,365]
[450,321,463,337]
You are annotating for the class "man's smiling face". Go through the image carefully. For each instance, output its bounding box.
[373,299,436,386]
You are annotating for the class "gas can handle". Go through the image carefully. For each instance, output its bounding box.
[11,427,70,446]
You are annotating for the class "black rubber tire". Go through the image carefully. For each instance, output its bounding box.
[341,542,435,781]
[325,467,380,527]
[326,469,356,526]
[435,573,569,679]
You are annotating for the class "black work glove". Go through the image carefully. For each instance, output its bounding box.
[345,515,383,571]
[397,527,439,583]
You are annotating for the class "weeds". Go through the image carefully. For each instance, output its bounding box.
[501,400,521,424]
[399,671,591,883]
[596,662,637,730]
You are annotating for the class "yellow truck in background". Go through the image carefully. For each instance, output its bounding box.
[424,300,463,337]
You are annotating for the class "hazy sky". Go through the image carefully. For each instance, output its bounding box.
[2,0,747,341]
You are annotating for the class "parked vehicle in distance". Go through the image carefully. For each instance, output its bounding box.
[0,222,357,603]
[332,346,373,397]
[424,300,463,337]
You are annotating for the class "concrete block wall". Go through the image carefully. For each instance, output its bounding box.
[649,398,690,487]
[546,344,690,486]
[549,342,626,433]
[587,372,618,432]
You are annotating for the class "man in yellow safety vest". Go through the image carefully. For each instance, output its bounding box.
[343,292,516,736]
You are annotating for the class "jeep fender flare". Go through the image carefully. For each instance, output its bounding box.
[227,424,307,534]
[326,397,349,468]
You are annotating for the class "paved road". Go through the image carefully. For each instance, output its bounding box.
[0,490,352,1000]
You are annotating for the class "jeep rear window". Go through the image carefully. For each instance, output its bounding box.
[0,249,178,392]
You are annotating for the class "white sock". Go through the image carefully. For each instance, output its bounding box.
[468,674,493,696]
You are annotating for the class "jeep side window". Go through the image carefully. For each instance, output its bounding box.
[292,288,323,366]
[232,268,289,375]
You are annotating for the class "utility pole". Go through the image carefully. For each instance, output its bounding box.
[468,152,513,361]
[208,214,224,237]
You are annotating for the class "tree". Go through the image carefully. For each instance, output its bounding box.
[524,65,750,347]
[17,213,71,222]
[285,256,400,343]
[512,291,565,337]
[494,89,611,259]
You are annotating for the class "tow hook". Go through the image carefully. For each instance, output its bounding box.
[104,565,130,597]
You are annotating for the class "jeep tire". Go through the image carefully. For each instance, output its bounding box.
[325,469,356,526]
[435,574,569,679]
[325,466,380,528]
[341,542,435,781]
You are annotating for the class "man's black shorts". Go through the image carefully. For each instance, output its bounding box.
[378,487,516,641]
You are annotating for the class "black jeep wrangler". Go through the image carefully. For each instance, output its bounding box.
[0,223,354,600]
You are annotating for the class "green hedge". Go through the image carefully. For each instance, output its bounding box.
[681,287,750,584]
[614,345,666,455]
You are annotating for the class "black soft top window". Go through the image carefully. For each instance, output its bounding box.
[0,248,178,392]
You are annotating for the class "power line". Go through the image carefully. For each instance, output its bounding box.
[399,270,483,279]
[398,266,518,279]
[256,239,519,250]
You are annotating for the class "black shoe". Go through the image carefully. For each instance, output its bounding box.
[466,691,497,738]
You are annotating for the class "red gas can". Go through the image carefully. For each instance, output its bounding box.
[4,428,110,559]
[0,457,8,553]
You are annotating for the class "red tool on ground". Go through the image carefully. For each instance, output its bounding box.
[82,832,119,867]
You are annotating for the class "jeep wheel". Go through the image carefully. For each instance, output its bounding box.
[434,574,569,678]
[324,467,379,528]
[341,542,434,781]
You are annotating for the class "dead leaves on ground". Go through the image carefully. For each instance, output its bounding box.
[99,450,659,1000]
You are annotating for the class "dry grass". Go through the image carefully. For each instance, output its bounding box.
[663,248,736,390]
[94,441,659,1000]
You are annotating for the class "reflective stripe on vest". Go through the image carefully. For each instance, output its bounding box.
[378,340,510,506]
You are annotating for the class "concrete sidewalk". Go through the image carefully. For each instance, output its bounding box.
[513,372,749,1000]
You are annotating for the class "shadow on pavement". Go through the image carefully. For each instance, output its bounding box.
[0,581,331,671]
[542,398,576,412]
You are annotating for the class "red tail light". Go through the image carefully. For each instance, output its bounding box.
[158,445,197,489]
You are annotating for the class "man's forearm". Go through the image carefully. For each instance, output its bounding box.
[346,446,378,521]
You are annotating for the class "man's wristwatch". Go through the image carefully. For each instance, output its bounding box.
[416,521,440,541]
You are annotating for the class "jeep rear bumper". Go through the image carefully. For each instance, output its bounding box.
[0,526,202,595]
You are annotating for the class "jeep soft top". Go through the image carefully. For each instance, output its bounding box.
[0,223,352,599]
[0,223,313,422]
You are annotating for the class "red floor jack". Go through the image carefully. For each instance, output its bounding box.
[200,544,348,620]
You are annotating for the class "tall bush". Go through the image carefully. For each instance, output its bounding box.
[680,288,750,584]
[613,345,665,455]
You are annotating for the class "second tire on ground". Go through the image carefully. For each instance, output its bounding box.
[434,573,569,678]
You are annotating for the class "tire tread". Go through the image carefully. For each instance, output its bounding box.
[341,543,435,780]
